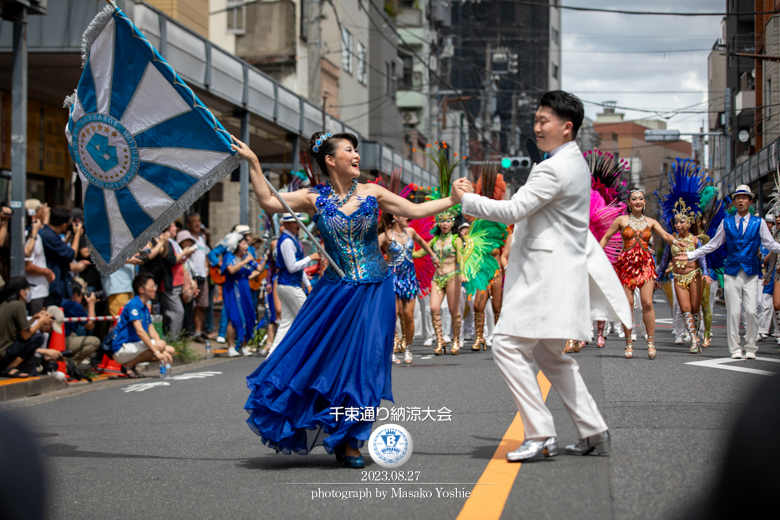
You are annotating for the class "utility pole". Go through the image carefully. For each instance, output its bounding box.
[322,92,328,131]
[510,92,518,156]
[482,44,492,157]
[307,0,322,106]
[10,6,27,277]
[724,87,732,176]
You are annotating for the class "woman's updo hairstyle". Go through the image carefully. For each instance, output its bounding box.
[308,132,359,178]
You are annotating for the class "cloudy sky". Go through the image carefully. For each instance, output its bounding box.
[561,0,724,137]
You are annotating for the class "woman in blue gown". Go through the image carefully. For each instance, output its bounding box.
[232,131,469,468]
[221,234,261,357]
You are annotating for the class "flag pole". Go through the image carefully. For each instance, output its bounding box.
[260,174,346,279]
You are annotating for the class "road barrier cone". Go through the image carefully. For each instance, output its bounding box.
[96,307,126,376]
[48,314,68,378]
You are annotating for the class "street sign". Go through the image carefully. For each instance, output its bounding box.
[644,129,681,142]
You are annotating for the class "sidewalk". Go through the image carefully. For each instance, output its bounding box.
[0,336,253,403]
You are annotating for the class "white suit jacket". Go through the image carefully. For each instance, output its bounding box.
[461,142,632,341]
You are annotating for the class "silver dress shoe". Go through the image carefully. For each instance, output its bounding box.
[506,437,558,463]
[565,430,611,456]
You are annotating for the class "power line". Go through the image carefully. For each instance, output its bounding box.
[502,1,778,17]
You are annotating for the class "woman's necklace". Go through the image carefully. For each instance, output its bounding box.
[628,213,647,232]
[327,179,358,207]
[392,229,407,241]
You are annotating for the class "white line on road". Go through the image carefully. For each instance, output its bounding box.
[122,382,170,392]
[169,371,223,380]
[686,356,780,376]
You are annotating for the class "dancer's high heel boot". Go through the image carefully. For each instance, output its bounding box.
[451,315,462,355]
[684,312,700,353]
[394,331,404,353]
[472,312,486,351]
[432,313,446,355]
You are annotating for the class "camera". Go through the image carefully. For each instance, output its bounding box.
[84,289,106,301]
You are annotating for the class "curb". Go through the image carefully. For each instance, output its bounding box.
[0,375,69,402]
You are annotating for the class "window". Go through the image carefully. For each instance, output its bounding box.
[357,42,367,85]
[552,63,559,80]
[551,28,559,45]
[342,28,353,74]
[399,54,413,90]
[767,78,773,122]
[227,0,246,34]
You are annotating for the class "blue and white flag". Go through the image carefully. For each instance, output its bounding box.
[65,5,241,275]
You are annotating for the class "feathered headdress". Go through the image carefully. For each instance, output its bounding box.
[419,142,462,223]
[586,150,628,204]
[475,162,507,201]
[699,182,730,272]
[655,158,709,232]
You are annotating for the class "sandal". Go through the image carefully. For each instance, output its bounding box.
[647,336,656,360]
[624,340,634,359]
[2,367,29,379]
[121,366,146,379]
[565,339,580,353]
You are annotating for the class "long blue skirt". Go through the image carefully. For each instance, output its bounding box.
[244,275,395,454]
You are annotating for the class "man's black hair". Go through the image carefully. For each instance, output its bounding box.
[539,90,585,139]
[71,282,84,298]
[49,206,72,228]
[132,272,155,295]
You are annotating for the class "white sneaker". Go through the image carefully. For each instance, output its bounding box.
[631,332,637,341]
[443,335,452,343]
[241,347,253,356]
[227,347,240,357]
[731,350,743,359]
[216,336,226,344]
[423,338,434,346]
[675,337,683,345]
[745,351,756,359]
[683,334,691,342]
[485,336,493,347]
[618,330,625,339]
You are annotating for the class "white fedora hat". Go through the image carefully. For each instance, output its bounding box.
[733,184,756,199]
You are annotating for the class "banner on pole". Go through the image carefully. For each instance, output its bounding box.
[65,4,241,275]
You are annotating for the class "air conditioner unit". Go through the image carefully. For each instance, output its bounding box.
[402,111,419,125]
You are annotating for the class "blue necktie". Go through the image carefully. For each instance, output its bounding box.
[542,153,548,160]
[739,217,744,234]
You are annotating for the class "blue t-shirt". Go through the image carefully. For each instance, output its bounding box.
[113,296,151,346]
[61,300,89,336]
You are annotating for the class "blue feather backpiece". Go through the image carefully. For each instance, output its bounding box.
[655,158,709,232]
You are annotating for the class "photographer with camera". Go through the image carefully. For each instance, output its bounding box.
[24,200,54,315]
[61,282,101,365]
[39,207,88,306]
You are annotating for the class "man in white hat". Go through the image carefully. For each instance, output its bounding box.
[678,185,780,359]
[270,214,319,353]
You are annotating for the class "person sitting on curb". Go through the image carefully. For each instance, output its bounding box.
[59,283,101,365]
[111,273,175,378]
[0,276,62,378]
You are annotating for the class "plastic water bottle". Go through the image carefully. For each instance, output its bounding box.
[165,362,173,377]
[205,339,212,359]
[159,362,167,378]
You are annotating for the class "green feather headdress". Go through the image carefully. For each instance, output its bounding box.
[420,142,462,223]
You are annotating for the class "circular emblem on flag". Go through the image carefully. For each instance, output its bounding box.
[368,423,413,468]
[72,113,140,190]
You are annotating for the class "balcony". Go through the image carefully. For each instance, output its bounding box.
[397,8,422,27]
[735,90,755,116]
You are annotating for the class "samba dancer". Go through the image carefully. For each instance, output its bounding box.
[378,211,439,364]
[600,189,676,359]
[236,132,468,468]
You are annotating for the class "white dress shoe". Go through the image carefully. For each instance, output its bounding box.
[631,332,637,341]
[241,347,253,356]
[227,347,240,357]
[683,334,691,342]
[423,338,434,346]
[618,330,625,338]
[443,335,452,343]
[506,437,558,462]
[216,336,227,344]
[745,351,756,359]
[731,350,743,359]
[675,337,683,345]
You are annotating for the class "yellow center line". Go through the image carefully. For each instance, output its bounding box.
[456,371,552,520]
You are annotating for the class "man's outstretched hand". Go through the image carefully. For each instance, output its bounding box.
[451,178,473,205]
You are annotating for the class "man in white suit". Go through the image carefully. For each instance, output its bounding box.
[453,91,631,462]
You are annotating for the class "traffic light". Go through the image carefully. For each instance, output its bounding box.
[508,53,519,74]
[500,157,532,169]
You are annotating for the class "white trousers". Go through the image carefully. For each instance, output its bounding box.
[724,272,759,355]
[492,334,609,440]
[271,284,307,352]
[672,287,685,338]
[461,287,475,338]
[759,292,774,334]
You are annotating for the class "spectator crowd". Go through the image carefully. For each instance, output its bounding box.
[0,200,275,380]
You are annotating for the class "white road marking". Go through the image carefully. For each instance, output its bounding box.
[686,356,780,376]
[169,371,222,380]
[122,382,170,392]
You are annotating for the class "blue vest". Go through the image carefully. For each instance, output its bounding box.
[723,216,762,277]
[276,233,305,286]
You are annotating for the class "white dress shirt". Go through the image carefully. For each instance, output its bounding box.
[545,140,576,158]
[687,213,780,262]
[279,230,311,288]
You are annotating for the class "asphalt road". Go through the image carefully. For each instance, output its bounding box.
[2,297,778,520]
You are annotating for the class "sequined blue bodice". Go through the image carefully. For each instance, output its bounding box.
[387,234,414,267]
[311,184,390,284]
